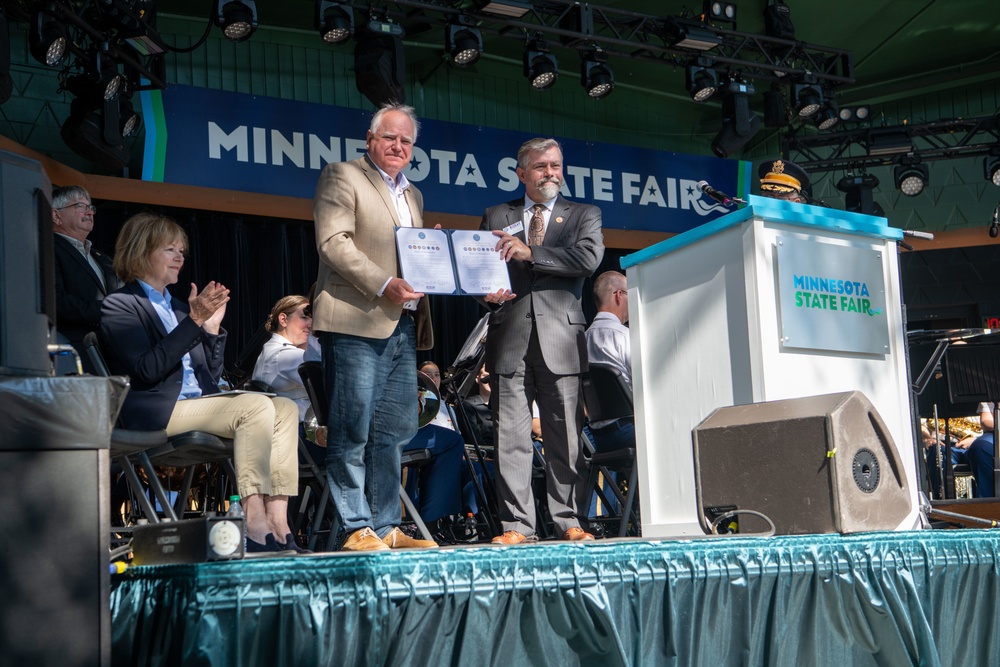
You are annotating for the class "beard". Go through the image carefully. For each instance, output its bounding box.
[535,178,562,200]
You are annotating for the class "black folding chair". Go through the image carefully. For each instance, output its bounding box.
[83,332,237,523]
[581,362,641,538]
[298,361,435,546]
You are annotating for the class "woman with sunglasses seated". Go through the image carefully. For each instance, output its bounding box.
[100,213,304,553]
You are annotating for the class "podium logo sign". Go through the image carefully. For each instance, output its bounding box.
[776,238,889,355]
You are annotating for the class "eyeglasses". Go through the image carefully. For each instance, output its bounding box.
[57,202,97,214]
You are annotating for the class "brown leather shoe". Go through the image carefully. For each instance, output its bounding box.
[382,527,438,549]
[491,530,539,545]
[342,527,390,551]
[562,526,595,542]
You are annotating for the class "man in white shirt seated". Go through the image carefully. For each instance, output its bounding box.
[585,271,633,453]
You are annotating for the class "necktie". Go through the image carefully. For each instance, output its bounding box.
[529,204,546,247]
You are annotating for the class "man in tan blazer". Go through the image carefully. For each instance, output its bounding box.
[481,137,605,544]
[312,102,436,551]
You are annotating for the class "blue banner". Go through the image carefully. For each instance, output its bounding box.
[142,84,750,233]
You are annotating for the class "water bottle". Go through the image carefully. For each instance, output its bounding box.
[227,494,243,517]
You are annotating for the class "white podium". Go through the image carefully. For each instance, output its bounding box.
[622,195,919,537]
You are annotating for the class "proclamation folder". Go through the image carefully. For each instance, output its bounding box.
[622,195,920,538]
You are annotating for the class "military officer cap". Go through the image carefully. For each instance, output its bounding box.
[758,158,810,195]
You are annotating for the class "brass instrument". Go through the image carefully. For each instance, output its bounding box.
[925,416,983,441]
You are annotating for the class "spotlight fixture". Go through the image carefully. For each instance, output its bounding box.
[96,51,125,101]
[663,18,721,51]
[29,6,69,67]
[813,99,839,131]
[316,0,353,45]
[119,97,142,138]
[685,58,718,103]
[580,48,613,99]
[837,173,884,217]
[838,105,870,124]
[704,1,737,25]
[445,21,483,67]
[894,160,929,197]
[710,79,760,158]
[984,155,1000,187]
[61,95,130,171]
[989,203,999,239]
[523,38,557,90]
[792,75,822,117]
[215,0,257,43]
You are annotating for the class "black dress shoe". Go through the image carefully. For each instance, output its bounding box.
[246,534,283,553]
[279,533,312,554]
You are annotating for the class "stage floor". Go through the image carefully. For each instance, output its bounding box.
[110,528,1000,666]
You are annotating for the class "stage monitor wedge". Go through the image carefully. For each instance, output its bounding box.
[693,391,912,535]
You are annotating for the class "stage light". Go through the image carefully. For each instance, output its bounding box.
[215,0,257,43]
[354,17,406,106]
[29,7,69,67]
[523,38,557,90]
[663,18,721,51]
[316,0,353,45]
[446,22,483,67]
[61,95,130,171]
[984,155,1000,187]
[792,76,822,117]
[474,0,531,18]
[838,105,870,124]
[704,1,737,24]
[868,129,912,157]
[710,79,760,158]
[580,48,613,99]
[989,203,999,238]
[837,173,884,217]
[894,160,929,197]
[685,58,718,103]
[119,97,141,138]
[813,99,839,131]
[96,53,125,100]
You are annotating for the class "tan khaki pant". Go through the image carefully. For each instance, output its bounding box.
[166,393,299,497]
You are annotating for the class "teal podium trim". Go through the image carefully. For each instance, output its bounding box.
[622,195,903,270]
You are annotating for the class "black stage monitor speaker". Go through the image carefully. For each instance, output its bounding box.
[0,149,54,376]
[693,391,911,535]
[132,516,246,565]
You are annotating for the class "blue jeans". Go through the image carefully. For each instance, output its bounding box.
[320,317,416,543]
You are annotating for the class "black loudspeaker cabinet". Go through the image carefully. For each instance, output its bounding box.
[0,149,54,376]
[692,391,912,535]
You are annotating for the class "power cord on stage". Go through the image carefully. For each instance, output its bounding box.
[709,509,777,537]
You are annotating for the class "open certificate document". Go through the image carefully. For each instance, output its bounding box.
[395,227,512,295]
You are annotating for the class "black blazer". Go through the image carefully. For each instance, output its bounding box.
[100,282,227,431]
[53,233,121,345]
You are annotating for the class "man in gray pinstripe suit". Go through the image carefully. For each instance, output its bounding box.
[481,137,605,544]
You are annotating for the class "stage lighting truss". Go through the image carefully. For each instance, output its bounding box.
[894,159,929,197]
[523,37,557,90]
[215,0,258,43]
[580,48,613,99]
[446,21,483,67]
[29,6,69,67]
[685,57,718,103]
[985,154,1000,187]
[317,0,354,45]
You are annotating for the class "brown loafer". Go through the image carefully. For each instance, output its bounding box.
[491,530,539,545]
[341,527,390,551]
[382,527,438,549]
[562,526,595,542]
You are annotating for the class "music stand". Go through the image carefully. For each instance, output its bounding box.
[440,313,500,538]
[945,343,1000,496]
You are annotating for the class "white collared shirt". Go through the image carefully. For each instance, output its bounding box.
[370,157,413,228]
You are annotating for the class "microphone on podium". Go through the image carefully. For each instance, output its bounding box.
[697,181,744,207]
